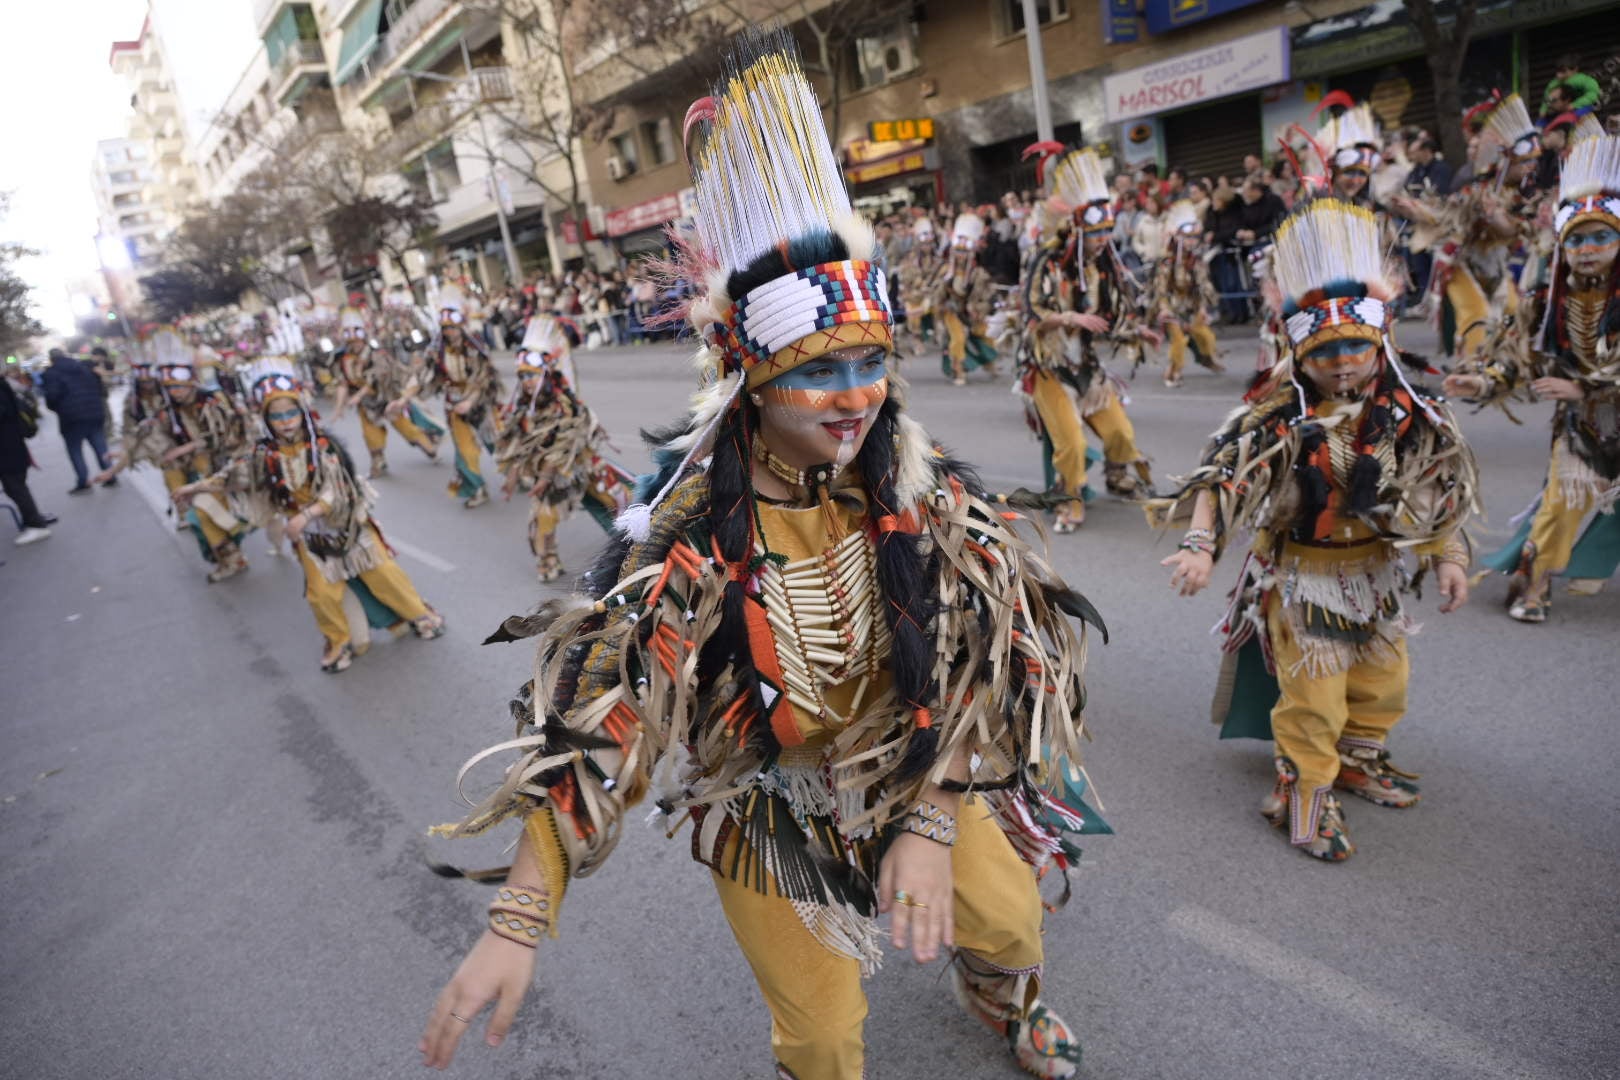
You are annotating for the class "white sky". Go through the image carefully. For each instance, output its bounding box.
[0,0,258,336]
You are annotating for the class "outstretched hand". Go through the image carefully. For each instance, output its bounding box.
[1162,548,1214,597]
[419,930,536,1069]
[876,831,954,964]
[1435,561,1470,614]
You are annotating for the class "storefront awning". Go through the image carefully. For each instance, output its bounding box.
[334,0,383,85]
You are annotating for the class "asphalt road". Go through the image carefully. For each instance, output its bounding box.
[2,326,1615,1080]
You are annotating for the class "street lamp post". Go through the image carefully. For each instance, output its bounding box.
[1021,0,1055,144]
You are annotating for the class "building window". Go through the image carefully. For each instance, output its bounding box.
[109,170,137,184]
[851,19,920,92]
[640,117,675,167]
[1000,0,1069,36]
[611,131,640,173]
[112,193,140,208]
[424,139,461,201]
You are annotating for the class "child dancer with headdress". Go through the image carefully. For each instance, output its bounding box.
[1153,198,1225,387]
[1151,199,1478,861]
[421,35,1109,1080]
[932,211,1001,385]
[1018,144,1156,531]
[175,357,445,672]
[393,284,501,507]
[330,298,443,477]
[1447,134,1620,620]
[495,315,632,582]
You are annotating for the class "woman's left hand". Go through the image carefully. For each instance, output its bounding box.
[1531,376,1583,402]
[876,831,954,964]
[1436,560,1470,613]
[285,512,307,543]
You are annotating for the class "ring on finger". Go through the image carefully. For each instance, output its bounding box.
[450,1012,472,1024]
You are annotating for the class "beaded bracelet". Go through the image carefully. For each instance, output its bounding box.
[487,882,552,948]
[898,800,959,847]
[1178,528,1217,556]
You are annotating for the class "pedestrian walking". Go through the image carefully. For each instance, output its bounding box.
[1,370,54,544]
[40,348,114,494]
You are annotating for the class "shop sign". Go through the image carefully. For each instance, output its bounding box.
[846,135,931,166]
[1103,26,1290,124]
[1102,0,1139,44]
[867,118,934,143]
[845,151,928,186]
[604,187,695,237]
[1143,0,1265,35]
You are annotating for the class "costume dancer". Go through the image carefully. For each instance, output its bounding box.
[1154,198,1224,387]
[331,301,443,477]
[1017,144,1155,532]
[396,285,501,507]
[175,358,446,671]
[1447,134,1620,620]
[1151,199,1478,861]
[421,36,1109,1080]
[898,213,941,352]
[933,212,1000,385]
[494,315,632,582]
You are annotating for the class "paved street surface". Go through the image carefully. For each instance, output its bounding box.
[3,326,1616,1080]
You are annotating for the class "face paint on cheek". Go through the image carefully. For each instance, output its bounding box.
[760,376,888,468]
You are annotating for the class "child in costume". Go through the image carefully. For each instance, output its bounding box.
[394,285,501,507]
[1152,200,1478,862]
[1153,198,1225,387]
[1017,144,1156,532]
[931,212,1001,385]
[1446,134,1620,620]
[330,300,443,477]
[494,315,632,582]
[421,37,1109,1080]
[175,358,446,672]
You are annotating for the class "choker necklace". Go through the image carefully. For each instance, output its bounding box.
[755,441,841,491]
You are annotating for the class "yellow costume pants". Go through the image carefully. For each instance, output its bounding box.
[296,530,430,648]
[1266,595,1409,845]
[1029,370,1087,520]
[360,411,437,456]
[528,500,561,557]
[1526,450,1596,583]
[1083,393,1143,466]
[1166,320,1218,382]
[712,797,1044,1080]
[447,412,486,498]
[1443,265,1491,361]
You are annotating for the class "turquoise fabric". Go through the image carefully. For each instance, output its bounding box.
[333,0,383,85]
[1483,498,1620,581]
[1216,635,1279,741]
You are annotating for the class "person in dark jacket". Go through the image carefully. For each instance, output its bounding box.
[1,371,54,543]
[1400,136,1453,306]
[40,348,114,494]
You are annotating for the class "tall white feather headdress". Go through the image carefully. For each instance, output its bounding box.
[1554,132,1620,240]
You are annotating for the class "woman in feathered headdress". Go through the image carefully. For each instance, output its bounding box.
[1153,198,1225,387]
[1449,134,1620,620]
[897,209,942,350]
[331,296,443,478]
[1016,143,1157,532]
[420,34,1107,1080]
[390,283,502,507]
[1151,199,1478,862]
[173,357,446,671]
[494,314,632,582]
[930,210,1001,384]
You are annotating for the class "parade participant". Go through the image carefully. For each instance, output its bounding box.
[1446,134,1620,621]
[98,327,254,581]
[394,284,501,507]
[494,315,632,582]
[330,300,443,478]
[421,36,1108,1080]
[932,212,1000,385]
[174,358,446,672]
[1151,199,1478,861]
[898,212,940,351]
[1017,143,1156,532]
[1317,100,1383,208]
[1153,198,1225,387]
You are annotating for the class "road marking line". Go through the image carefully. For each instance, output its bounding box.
[390,537,457,573]
[1167,905,1544,1080]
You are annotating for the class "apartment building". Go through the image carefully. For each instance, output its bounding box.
[89,138,164,314]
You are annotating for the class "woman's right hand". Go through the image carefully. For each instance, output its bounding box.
[419,930,536,1069]
[1162,548,1214,596]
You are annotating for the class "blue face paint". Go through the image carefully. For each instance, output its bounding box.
[1563,227,1620,251]
[1303,338,1378,364]
[266,406,303,423]
[763,350,887,392]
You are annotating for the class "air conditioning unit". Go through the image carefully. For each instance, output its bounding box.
[606,155,629,181]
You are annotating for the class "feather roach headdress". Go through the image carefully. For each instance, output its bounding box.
[516,315,571,373]
[1482,93,1539,164]
[617,30,897,541]
[338,304,370,339]
[145,325,198,386]
[1553,132,1620,241]
[1319,102,1382,174]
[1051,147,1114,234]
[950,211,986,251]
[435,283,467,327]
[1570,113,1606,147]
[1165,199,1202,238]
[243,355,307,410]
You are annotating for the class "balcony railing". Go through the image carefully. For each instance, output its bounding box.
[379,67,511,164]
[273,39,326,90]
[373,0,456,73]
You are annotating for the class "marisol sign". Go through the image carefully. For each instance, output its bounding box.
[1103,26,1290,124]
